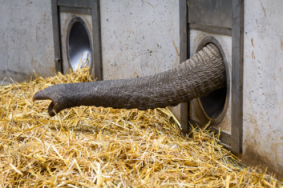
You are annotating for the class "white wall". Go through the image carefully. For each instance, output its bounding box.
[242,0,283,178]
[0,0,55,83]
[100,0,181,120]
[100,0,180,80]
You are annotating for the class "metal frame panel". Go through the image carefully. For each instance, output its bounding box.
[51,0,103,80]
[188,0,232,29]
[60,7,91,15]
[51,0,63,73]
[231,0,244,154]
[90,1,103,80]
[211,127,232,149]
[190,24,232,36]
[179,0,189,134]
[58,0,92,8]
[179,0,244,153]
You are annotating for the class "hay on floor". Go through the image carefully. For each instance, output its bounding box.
[0,67,282,187]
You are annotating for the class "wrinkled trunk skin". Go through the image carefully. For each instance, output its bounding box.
[33,44,226,116]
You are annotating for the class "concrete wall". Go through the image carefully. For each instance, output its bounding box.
[242,0,283,178]
[99,0,181,121]
[100,1,179,80]
[0,0,56,83]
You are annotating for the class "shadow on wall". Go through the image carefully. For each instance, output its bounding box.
[0,69,32,85]
[243,143,283,179]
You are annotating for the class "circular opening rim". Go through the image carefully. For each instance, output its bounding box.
[66,17,93,73]
[195,36,230,125]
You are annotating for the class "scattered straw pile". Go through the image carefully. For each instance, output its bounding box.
[0,67,282,187]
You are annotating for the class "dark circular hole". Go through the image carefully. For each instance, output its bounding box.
[68,21,91,71]
[200,86,227,119]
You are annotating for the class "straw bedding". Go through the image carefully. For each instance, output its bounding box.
[0,67,282,187]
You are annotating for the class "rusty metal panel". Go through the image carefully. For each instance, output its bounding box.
[188,0,232,29]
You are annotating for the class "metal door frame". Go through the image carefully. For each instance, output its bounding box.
[51,0,103,80]
[179,0,244,154]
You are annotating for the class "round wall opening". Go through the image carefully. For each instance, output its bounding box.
[199,86,227,119]
[196,36,230,124]
[67,17,92,72]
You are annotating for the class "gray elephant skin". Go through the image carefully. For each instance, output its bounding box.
[33,44,226,116]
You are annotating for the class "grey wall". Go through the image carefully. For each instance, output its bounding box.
[100,0,180,120]
[242,0,283,178]
[0,0,56,83]
[100,1,179,80]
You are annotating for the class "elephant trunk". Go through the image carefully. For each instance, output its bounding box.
[33,44,226,116]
